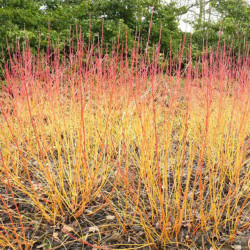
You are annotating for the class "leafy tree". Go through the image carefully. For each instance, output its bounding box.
[1,0,249,63]
[192,0,250,53]
[0,0,182,55]
[0,0,44,51]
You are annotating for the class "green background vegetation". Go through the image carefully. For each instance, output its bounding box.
[0,0,249,56]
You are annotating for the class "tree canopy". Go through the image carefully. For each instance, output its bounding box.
[0,0,249,55]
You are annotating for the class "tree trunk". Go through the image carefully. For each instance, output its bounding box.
[199,0,204,25]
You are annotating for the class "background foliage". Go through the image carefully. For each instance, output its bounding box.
[0,0,249,56]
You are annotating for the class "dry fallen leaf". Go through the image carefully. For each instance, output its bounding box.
[52,232,59,241]
[106,215,115,220]
[61,224,74,233]
[187,192,193,200]
[89,226,99,233]
[232,246,241,250]
[36,243,46,249]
